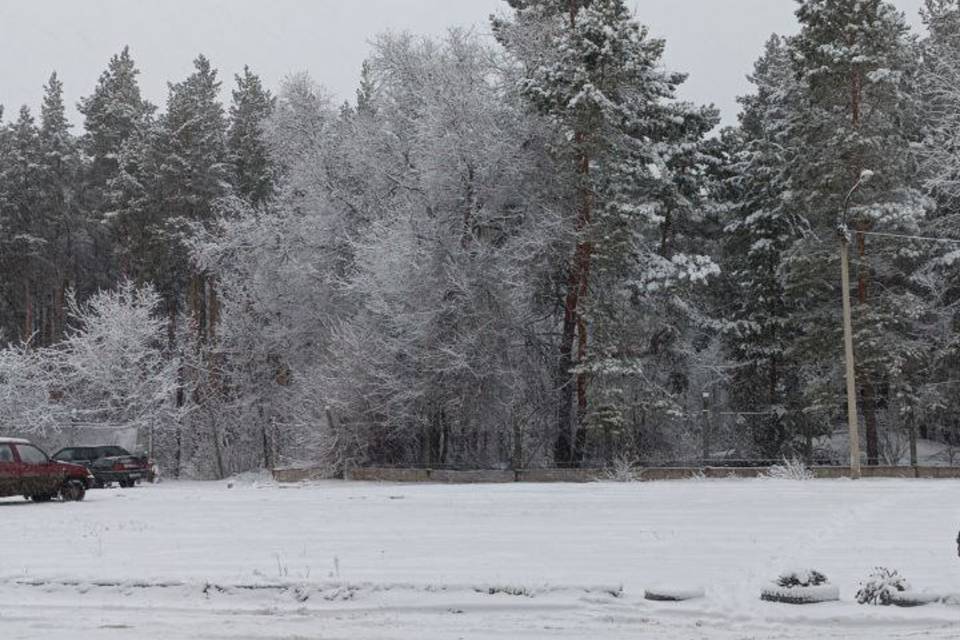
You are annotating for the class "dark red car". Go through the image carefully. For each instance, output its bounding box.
[0,437,94,502]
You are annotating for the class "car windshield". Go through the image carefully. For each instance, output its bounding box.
[0,445,13,463]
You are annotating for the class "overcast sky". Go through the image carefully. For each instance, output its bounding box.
[0,0,927,128]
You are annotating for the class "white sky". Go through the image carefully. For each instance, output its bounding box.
[0,0,926,128]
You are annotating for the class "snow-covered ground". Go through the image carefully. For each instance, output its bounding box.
[2,477,960,639]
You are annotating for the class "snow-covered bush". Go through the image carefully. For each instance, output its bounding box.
[856,567,909,605]
[0,343,58,436]
[603,455,639,482]
[0,281,177,449]
[776,569,827,588]
[765,458,814,481]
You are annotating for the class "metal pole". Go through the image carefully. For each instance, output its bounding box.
[839,237,861,478]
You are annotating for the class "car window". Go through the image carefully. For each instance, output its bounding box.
[16,444,49,465]
[0,445,13,463]
[54,449,73,461]
[101,446,128,457]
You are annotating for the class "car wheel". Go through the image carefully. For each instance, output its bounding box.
[119,479,133,488]
[30,494,53,502]
[60,480,86,502]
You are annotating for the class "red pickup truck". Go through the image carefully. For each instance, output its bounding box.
[0,437,95,502]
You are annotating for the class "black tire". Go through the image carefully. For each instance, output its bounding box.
[30,494,53,502]
[119,479,133,488]
[60,480,86,502]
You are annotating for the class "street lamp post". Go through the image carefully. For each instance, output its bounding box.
[837,170,873,479]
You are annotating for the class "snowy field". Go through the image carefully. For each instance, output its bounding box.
[2,478,960,639]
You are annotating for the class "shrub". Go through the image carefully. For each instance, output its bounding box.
[603,455,639,482]
[856,567,909,605]
[776,569,828,588]
[765,458,814,481]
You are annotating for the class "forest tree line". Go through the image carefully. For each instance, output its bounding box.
[3,0,960,476]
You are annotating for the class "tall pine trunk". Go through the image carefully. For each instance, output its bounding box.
[556,127,593,466]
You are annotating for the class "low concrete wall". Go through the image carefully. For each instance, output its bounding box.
[702,467,767,479]
[860,466,916,479]
[637,467,703,481]
[517,468,601,483]
[812,466,850,479]
[915,466,960,479]
[430,469,516,484]
[271,467,331,483]
[276,465,960,484]
[347,467,431,483]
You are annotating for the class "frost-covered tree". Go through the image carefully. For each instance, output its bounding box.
[919,0,960,207]
[192,31,561,472]
[0,344,56,436]
[52,281,178,457]
[0,282,177,461]
[910,0,960,449]
[324,31,557,468]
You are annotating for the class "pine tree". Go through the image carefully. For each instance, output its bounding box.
[919,0,960,208]
[0,105,13,342]
[36,72,84,344]
[724,35,809,459]
[496,0,719,464]
[0,107,44,343]
[112,55,231,298]
[355,60,376,117]
[79,46,155,211]
[228,66,275,206]
[786,0,928,465]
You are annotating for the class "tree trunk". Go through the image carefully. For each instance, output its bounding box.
[54,278,66,343]
[556,134,593,466]
[512,416,523,470]
[260,404,272,469]
[190,273,207,347]
[207,277,219,342]
[23,280,32,343]
[909,417,918,467]
[556,303,577,465]
[171,299,183,479]
[862,380,880,465]
[211,417,225,480]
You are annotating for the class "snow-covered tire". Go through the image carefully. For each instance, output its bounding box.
[60,480,86,502]
[644,587,705,602]
[761,584,839,605]
[888,591,942,607]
